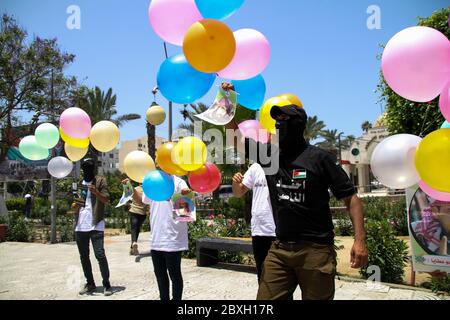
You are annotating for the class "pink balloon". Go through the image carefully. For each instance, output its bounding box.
[218,29,270,80]
[59,107,91,139]
[238,120,270,144]
[419,180,450,202]
[381,26,450,103]
[439,80,450,122]
[148,0,203,46]
[188,163,221,194]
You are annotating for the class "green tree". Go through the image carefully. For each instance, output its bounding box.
[304,115,326,143]
[0,14,76,160]
[380,8,449,136]
[316,129,343,152]
[77,86,141,160]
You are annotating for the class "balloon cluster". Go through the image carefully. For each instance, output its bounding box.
[149,0,270,110]
[18,107,121,179]
[371,25,450,198]
[124,136,221,201]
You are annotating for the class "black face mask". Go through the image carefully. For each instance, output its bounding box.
[82,163,95,183]
[275,117,307,153]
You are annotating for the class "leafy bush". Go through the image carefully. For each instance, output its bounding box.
[330,196,408,236]
[6,198,25,212]
[334,213,354,237]
[360,220,409,284]
[57,215,74,242]
[4,211,35,242]
[422,275,450,295]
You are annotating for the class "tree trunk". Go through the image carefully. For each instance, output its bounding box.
[147,122,156,160]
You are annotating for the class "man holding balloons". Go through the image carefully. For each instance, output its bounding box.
[225,88,368,300]
[72,158,113,296]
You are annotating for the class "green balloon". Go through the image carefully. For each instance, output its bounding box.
[19,136,49,161]
[35,123,60,149]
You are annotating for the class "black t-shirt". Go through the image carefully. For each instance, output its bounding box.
[244,139,356,245]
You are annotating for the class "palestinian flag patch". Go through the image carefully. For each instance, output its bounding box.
[292,169,307,180]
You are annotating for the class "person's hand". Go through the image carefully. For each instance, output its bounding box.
[221,82,235,91]
[121,178,130,185]
[350,239,368,269]
[88,185,98,196]
[181,188,192,196]
[232,173,244,185]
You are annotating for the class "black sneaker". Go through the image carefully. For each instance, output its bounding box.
[104,286,113,296]
[79,284,96,295]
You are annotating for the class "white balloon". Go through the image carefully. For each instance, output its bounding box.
[370,134,422,189]
[48,156,73,179]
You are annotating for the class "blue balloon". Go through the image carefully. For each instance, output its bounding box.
[142,170,175,202]
[441,120,450,129]
[195,0,245,20]
[232,75,266,110]
[157,54,216,104]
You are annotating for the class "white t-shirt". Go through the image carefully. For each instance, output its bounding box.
[242,163,276,237]
[142,176,189,252]
[75,181,105,232]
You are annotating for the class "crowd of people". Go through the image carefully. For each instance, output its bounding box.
[69,84,368,300]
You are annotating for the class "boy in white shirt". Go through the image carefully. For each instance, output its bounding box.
[142,176,191,300]
[232,163,276,282]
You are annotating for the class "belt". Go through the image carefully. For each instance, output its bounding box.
[274,240,312,250]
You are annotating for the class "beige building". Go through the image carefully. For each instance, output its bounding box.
[341,114,390,194]
[118,135,167,172]
[98,148,120,174]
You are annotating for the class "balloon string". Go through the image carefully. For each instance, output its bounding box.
[419,104,432,138]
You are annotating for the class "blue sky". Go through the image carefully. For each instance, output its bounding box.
[1,0,449,142]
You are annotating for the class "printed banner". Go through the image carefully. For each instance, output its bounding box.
[407,186,450,273]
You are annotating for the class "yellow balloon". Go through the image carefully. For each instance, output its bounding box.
[146,105,166,126]
[278,93,303,108]
[156,142,188,176]
[64,143,88,162]
[59,127,90,148]
[171,136,207,172]
[259,96,292,134]
[183,19,236,73]
[90,121,120,152]
[415,129,450,193]
[124,151,156,183]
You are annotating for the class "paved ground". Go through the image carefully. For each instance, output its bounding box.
[0,233,447,300]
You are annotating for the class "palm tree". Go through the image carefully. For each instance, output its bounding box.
[361,121,372,133]
[304,115,326,143]
[77,86,141,161]
[341,134,356,149]
[316,129,343,152]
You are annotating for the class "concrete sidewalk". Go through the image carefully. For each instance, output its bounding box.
[0,233,447,300]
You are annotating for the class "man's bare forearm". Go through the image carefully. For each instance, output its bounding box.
[345,195,366,242]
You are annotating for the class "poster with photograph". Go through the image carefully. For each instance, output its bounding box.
[172,192,196,222]
[115,181,134,208]
[407,186,450,273]
[194,87,238,126]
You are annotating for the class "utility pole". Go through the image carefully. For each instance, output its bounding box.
[163,42,173,141]
[50,69,57,244]
[338,133,342,167]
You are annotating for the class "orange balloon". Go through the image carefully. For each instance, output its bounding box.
[156,142,188,176]
[183,19,236,73]
[278,93,303,108]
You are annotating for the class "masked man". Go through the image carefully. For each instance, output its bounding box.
[226,89,368,300]
[72,158,112,296]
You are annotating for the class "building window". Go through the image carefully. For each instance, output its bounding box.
[109,154,113,158]
[138,143,143,148]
